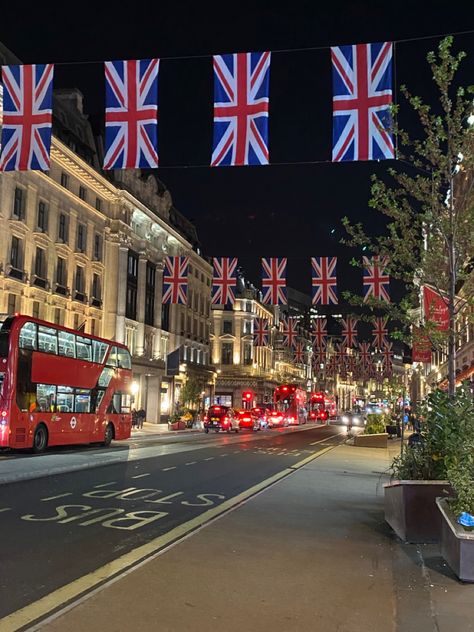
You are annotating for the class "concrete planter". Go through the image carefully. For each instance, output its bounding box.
[354,433,388,448]
[168,420,186,431]
[384,480,451,543]
[437,497,474,583]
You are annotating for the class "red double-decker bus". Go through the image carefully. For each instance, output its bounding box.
[0,315,133,452]
[308,392,337,421]
[273,384,307,425]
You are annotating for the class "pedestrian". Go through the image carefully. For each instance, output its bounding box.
[131,408,138,429]
[138,408,146,429]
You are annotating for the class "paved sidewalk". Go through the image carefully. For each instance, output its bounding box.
[34,443,474,632]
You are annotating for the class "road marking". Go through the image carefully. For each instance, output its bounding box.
[0,507,11,513]
[41,493,72,502]
[93,482,116,488]
[1,444,337,631]
[220,454,228,457]
[131,474,150,479]
[162,467,176,472]
[203,457,214,461]
[309,434,339,446]
[185,461,196,466]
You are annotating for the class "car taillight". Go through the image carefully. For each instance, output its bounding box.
[204,416,208,422]
[223,417,229,423]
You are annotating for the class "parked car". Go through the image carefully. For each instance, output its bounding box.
[203,405,239,433]
[236,409,260,431]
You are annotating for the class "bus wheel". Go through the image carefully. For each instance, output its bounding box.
[32,424,48,454]
[103,423,114,447]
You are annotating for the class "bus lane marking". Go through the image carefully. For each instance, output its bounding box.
[41,493,73,502]
[131,474,150,479]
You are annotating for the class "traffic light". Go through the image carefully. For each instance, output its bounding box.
[243,391,253,401]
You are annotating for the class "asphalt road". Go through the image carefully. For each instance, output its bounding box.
[0,424,344,621]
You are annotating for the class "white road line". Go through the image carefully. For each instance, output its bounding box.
[204,457,214,461]
[0,507,11,513]
[220,454,228,457]
[41,493,72,502]
[93,482,116,488]
[185,461,197,466]
[131,473,150,479]
[309,434,339,446]
[162,467,176,472]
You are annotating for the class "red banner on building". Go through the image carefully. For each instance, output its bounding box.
[412,327,432,363]
[423,285,449,331]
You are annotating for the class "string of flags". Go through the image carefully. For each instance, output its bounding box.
[0,41,394,171]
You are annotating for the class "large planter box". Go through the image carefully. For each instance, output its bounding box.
[437,497,474,583]
[354,433,388,448]
[384,480,451,543]
[168,420,187,431]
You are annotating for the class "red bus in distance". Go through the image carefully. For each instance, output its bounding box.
[308,392,337,421]
[0,315,133,452]
[273,384,307,425]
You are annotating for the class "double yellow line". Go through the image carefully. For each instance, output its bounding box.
[0,443,337,631]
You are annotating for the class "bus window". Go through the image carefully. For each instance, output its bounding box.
[98,367,114,387]
[0,372,5,398]
[76,336,92,362]
[36,384,56,412]
[106,346,119,367]
[58,331,75,358]
[117,347,132,369]
[107,392,121,414]
[93,389,106,412]
[57,386,74,413]
[121,393,131,413]
[19,322,37,350]
[38,326,58,354]
[75,389,91,413]
[92,340,108,364]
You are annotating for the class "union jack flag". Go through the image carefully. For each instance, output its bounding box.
[359,342,372,369]
[103,59,159,170]
[331,42,394,162]
[281,316,298,348]
[372,316,389,349]
[312,347,327,367]
[311,257,338,305]
[335,343,348,370]
[293,341,305,364]
[382,341,393,372]
[253,318,269,347]
[262,258,287,305]
[363,256,390,302]
[0,64,54,171]
[311,318,327,349]
[326,354,338,377]
[211,51,271,166]
[341,317,358,348]
[162,256,189,304]
[211,257,238,305]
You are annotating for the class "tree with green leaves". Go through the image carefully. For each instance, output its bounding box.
[180,376,206,409]
[343,36,474,398]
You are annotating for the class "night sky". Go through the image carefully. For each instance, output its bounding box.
[1,1,474,300]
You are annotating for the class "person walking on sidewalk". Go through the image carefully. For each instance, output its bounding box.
[131,408,138,429]
[137,408,146,429]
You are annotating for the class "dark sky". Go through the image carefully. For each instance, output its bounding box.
[1,1,473,299]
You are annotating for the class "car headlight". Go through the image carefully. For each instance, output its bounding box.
[342,416,349,423]
[353,417,359,424]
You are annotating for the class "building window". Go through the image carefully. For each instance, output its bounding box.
[92,273,101,300]
[221,342,233,365]
[32,301,40,319]
[223,320,232,334]
[95,197,102,211]
[79,186,87,201]
[145,262,155,326]
[58,213,68,243]
[35,247,46,279]
[126,250,138,320]
[54,308,62,325]
[76,223,87,252]
[8,294,18,314]
[75,266,85,294]
[10,236,22,271]
[61,172,69,188]
[243,342,252,365]
[125,327,136,356]
[13,187,25,219]
[243,320,252,334]
[73,313,80,330]
[56,257,67,287]
[90,318,97,336]
[37,201,48,232]
[93,233,102,261]
[161,303,170,332]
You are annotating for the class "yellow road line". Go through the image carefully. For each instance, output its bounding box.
[0,442,337,631]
